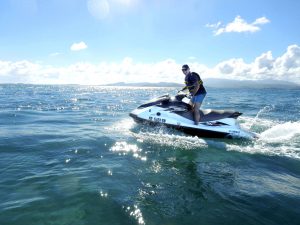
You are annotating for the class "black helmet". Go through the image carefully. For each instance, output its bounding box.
[182,64,189,70]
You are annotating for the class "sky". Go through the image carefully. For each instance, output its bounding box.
[0,0,300,85]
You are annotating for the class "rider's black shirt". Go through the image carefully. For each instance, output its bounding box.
[185,72,206,95]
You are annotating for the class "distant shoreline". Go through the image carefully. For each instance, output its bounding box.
[1,79,299,89]
[104,79,300,89]
[104,82,182,87]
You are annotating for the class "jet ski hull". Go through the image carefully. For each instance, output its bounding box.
[129,94,256,139]
[130,112,230,138]
[129,106,256,139]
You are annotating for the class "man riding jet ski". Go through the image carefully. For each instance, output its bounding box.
[129,92,257,139]
[180,64,207,125]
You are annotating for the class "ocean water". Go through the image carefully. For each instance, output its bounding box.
[0,84,299,225]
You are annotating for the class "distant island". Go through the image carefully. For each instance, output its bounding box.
[104,79,300,89]
[104,82,182,87]
[204,79,299,89]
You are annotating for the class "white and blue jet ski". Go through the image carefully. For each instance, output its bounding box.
[129,92,256,139]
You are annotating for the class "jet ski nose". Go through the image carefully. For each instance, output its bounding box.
[230,111,242,118]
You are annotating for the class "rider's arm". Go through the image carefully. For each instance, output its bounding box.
[180,86,188,92]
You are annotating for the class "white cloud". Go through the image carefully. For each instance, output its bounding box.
[254,51,274,70]
[0,58,181,85]
[275,44,300,70]
[70,42,88,51]
[1,45,300,85]
[215,58,251,78]
[212,44,300,81]
[205,21,221,29]
[253,17,270,25]
[207,16,270,36]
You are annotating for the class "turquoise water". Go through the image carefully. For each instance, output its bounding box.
[0,84,299,225]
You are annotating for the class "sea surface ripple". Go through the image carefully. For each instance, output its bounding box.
[0,84,299,225]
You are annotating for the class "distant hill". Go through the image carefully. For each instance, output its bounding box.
[104,82,182,87]
[105,79,299,89]
[204,78,300,89]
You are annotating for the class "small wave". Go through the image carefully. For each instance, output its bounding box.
[259,121,300,143]
[227,121,300,159]
[249,105,275,129]
[132,131,209,150]
[227,142,300,159]
[117,116,300,159]
[135,120,300,159]
[106,118,135,135]
[1,197,46,210]
[239,116,276,133]
[110,118,230,151]
[110,141,147,161]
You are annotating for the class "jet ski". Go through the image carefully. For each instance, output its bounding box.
[129,92,257,139]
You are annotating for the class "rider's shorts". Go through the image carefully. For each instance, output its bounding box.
[191,93,206,104]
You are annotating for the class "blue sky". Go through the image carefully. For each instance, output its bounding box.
[0,0,300,84]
